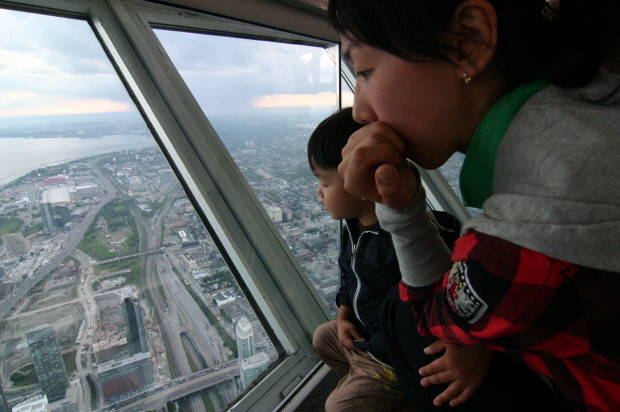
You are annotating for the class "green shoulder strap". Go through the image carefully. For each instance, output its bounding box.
[460,81,548,208]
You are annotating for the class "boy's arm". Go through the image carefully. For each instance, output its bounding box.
[336,305,363,350]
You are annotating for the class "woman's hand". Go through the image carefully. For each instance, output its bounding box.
[419,340,493,407]
[338,121,418,209]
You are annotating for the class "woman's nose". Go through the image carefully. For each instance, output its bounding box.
[352,88,377,124]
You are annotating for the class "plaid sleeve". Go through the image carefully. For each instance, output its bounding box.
[400,230,576,348]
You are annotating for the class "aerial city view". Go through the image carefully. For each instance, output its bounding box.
[0,111,346,412]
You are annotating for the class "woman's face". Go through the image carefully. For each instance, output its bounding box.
[343,36,479,169]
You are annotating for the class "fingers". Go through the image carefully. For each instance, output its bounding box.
[423,339,448,356]
[338,122,416,207]
[431,382,476,408]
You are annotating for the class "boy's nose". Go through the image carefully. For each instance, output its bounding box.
[316,185,323,197]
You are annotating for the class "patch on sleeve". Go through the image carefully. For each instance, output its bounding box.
[446,261,488,324]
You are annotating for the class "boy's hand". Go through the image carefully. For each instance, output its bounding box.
[338,121,417,209]
[336,317,364,351]
[419,340,493,407]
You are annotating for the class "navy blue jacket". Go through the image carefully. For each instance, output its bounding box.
[337,219,401,340]
[336,211,461,347]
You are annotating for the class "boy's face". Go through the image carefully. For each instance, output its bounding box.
[313,166,376,224]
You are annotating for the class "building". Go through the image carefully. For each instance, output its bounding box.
[11,395,48,412]
[26,325,68,402]
[158,169,174,182]
[97,352,154,401]
[121,296,149,356]
[39,202,58,232]
[214,290,235,307]
[265,205,282,223]
[235,316,254,361]
[1,233,30,254]
[240,352,269,389]
[0,384,9,412]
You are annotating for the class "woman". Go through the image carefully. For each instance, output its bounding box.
[329,0,620,410]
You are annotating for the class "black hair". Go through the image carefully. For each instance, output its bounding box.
[329,0,620,88]
[307,107,365,171]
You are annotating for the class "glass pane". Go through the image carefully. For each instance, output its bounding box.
[156,31,342,316]
[0,9,275,411]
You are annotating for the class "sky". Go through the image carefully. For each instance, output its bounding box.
[0,8,353,119]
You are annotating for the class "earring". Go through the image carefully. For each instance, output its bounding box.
[462,73,472,84]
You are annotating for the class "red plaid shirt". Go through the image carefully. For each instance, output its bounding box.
[401,230,620,412]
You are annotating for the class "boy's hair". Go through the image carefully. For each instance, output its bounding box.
[307,107,365,171]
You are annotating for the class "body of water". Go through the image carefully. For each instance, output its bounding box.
[0,135,156,185]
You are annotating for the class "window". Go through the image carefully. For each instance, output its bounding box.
[0,1,333,410]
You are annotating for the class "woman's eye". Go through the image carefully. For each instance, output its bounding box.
[356,70,370,79]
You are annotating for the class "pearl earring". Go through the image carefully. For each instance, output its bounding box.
[462,73,472,84]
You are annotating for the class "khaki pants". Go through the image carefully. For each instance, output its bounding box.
[313,321,413,412]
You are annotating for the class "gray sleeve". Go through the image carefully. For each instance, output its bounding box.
[376,178,453,288]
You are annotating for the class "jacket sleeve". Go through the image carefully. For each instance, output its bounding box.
[400,230,578,352]
[336,225,352,308]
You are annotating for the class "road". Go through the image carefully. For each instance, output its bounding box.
[0,166,117,321]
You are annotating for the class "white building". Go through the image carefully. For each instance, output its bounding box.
[240,352,269,389]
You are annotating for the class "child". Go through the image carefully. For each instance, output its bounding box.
[308,107,413,412]
[328,0,620,411]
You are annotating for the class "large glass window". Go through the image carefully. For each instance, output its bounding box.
[155,31,342,315]
[0,8,280,412]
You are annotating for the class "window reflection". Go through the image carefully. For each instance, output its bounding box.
[0,9,274,411]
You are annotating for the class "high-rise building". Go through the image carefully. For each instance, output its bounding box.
[98,352,154,401]
[2,233,30,254]
[121,296,148,356]
[0,384,9,412]
[235,316,254,361]
[240,352,269,389]
[26,325,68,402]
[39,202,58,232]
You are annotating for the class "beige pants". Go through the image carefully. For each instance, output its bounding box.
[313,321,413,412]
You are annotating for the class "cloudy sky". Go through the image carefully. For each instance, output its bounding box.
[0,8,352,118]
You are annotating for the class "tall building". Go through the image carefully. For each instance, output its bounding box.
[235,316,254,361]
[98,352,154,401]
[0,384,9,412]
[26,325,68,402]
[39,202,58,232]
[2,233,30,254]
[121,296,148,356]
[240,352,269,389]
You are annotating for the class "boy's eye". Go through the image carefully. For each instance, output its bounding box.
[356,70,370,79]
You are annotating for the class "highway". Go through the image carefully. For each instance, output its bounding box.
[0,166,117,321]
[109,361,240,412]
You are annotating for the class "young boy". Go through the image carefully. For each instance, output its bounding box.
[309,107,464,411]
[309,107,411,412]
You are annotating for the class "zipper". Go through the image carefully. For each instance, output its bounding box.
[346,222,379,327]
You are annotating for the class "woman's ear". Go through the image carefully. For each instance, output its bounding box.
[443,0,498,80]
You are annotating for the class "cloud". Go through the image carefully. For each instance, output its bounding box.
[253,91,354,108]
[0,98,132,117]
[0,8,342,117]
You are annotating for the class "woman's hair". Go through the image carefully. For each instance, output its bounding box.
[307,107,365,171]
[329,0,620,88]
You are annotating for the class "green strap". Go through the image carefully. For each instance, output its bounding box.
[460,81,548,208]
